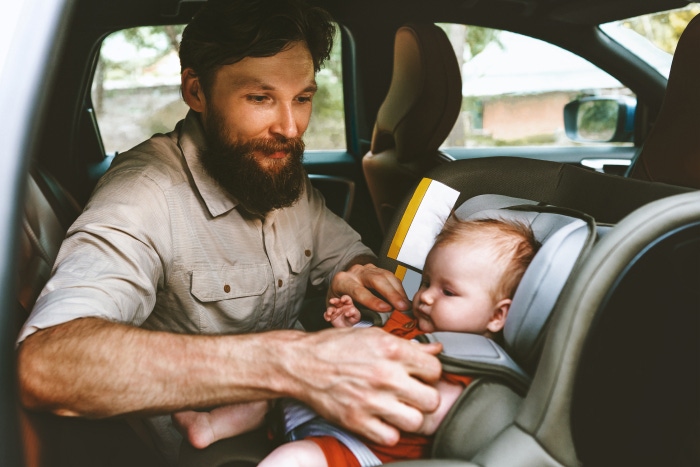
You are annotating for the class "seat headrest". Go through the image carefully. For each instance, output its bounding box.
[628,13,700,188]
[371,23,462,164]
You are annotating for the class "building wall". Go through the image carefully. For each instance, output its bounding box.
[482,91,577,142]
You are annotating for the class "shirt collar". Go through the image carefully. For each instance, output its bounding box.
[177,110,238,218]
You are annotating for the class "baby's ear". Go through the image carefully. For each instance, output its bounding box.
[487,298,512,334]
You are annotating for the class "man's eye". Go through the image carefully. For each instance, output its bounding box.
[248,95,268,103]
[297,95,313,104]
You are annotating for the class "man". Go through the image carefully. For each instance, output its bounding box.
[16,0,442,464]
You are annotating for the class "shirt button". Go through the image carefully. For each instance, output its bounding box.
[304,249,311,257]
[278,279,283,287]
[223,284,231,293]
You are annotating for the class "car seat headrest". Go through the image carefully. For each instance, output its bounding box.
[370,23,461,164]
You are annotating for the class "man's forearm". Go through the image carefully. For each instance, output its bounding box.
[16,317,303,418]
[17,318,443,445]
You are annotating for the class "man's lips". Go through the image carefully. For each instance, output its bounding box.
[267,151,287,159]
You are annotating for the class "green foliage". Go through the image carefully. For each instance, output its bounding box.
[464,26,502,59]
[621,6,700,53]
[305,27,346,149]
[437,23,502,61]
[102,26,184,74]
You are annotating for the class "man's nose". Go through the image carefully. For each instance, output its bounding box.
[271,104,300,139]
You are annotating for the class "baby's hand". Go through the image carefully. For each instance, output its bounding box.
[324,295,361,327]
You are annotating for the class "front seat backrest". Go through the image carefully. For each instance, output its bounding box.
[19,165,81,317]
[362,23,461,234]
[627,13,700,188]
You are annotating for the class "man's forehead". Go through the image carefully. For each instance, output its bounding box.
[216,45,316,90]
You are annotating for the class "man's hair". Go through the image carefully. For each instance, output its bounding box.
[179,0,336,95]
[434,216,540,301]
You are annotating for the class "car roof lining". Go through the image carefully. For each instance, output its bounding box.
[83,0,693,30]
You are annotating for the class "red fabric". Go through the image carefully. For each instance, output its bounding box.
[365,432,432,463]
[308,312,474,464]
[382,309,426,339]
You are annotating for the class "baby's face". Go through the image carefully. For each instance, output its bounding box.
[412,242,507,335]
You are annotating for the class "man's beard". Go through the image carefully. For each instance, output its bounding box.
[199,112,306,218]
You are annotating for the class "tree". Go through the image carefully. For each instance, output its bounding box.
[621,7,700,53]
[439,24,501,146]
[94,26,184,112]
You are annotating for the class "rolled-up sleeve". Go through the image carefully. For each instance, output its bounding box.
[305,179,375,288]
[18,167,170,343]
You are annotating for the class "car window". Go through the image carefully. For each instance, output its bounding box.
[600,4,700,78]
[92,25,345,155]
[438,24,634,150]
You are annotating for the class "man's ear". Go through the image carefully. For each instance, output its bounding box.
[181,68,205,112]
[487,298,511,334]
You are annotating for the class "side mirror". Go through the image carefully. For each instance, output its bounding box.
[564,97,636,143]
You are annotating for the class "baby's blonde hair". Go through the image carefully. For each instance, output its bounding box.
[433,216,540,301]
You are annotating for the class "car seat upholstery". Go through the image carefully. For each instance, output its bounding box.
[627,13,700,189]
[362,22,461,234]
[570,192,700,466]
[18,165,82,320]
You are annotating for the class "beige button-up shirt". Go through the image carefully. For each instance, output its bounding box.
[21,111,373,340]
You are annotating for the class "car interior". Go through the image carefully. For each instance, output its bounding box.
[12,0,700,465]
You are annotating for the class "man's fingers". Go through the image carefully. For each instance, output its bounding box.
[374,399,427,437]
[354,416,401,446]
[362,270,409,311]
[415,341,443,356]
[332,264,410,312]
[352,287,394,312]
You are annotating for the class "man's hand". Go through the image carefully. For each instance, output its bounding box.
[329,262,410,313]
[278,326,443,445]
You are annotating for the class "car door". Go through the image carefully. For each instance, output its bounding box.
[1,0,74,464]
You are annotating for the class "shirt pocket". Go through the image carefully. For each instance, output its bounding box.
[190,264,269,302]
[287,246,313,276]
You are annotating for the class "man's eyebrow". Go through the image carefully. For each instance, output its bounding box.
[231,77,318,93]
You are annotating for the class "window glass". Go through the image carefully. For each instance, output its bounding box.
[92,25,345,155]
[438,24,634,149]
[601,4,700,78]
